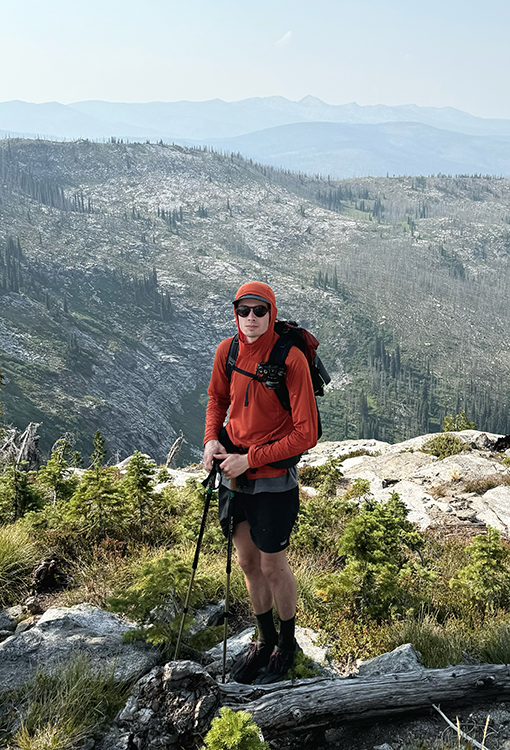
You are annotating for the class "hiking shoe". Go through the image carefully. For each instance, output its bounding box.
[253,641,302,684]
[230,641,274,684]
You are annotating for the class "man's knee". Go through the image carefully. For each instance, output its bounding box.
[236,549,261,577]
[260,552,290,584]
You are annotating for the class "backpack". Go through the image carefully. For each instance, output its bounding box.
[225,320,331,440]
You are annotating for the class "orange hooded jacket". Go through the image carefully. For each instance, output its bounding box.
[204,282,318,479]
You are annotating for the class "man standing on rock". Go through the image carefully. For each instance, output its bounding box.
[203,281,318,683]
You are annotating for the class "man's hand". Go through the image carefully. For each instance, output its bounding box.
[214,452,250,480]
[203,440,226,471]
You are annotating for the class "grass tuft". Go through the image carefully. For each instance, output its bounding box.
[2,655,128,750]
[384,613,467,668]
[463,474,510,495]
[0,523,40,606]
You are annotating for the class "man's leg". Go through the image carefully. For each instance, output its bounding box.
[233,521,273,614]
[259,549,297,622]
[234,522,297,619]
[229,487,300,682]
[229,521,277,683]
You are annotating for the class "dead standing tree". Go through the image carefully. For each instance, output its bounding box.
[166,431,184,469]
[0,422,41,470]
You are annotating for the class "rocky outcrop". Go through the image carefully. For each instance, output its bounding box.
[0,603,160,693]
[357,643,424,677]
[152,430,510,533]
[97,661,220,750]
[302,430,510,534]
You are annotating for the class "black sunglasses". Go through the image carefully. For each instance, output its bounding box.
[235,304,270,318]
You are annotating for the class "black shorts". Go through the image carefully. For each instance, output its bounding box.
[218,484,299,554]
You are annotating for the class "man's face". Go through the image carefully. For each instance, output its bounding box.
[235,297,271,343]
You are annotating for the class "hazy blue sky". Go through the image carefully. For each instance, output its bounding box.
[2,0,509,118]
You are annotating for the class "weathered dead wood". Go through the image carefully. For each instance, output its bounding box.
[219,665,510,739]
[0,422,41,470]
[166,432,184,468]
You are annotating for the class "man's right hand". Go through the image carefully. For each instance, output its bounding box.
[203,439,226,471]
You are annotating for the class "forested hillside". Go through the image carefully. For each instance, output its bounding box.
[1,138,510,461]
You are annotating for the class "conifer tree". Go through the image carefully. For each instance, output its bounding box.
[66,431,128,538]
[320,492,425,620]
[122,451,156,540]
[450,527,510,611]
[36,438,78,504]
[0,458,43,522]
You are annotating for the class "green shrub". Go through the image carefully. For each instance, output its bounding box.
[168,479,225,551]
[293,491,353,555]
[156,467,171,483]
[1,655,128,750]
[449,527,510,612]
[317,493,426,620]
[421,433,467,460]
[65,467,129,539]
[0,523,39,606]
[342,477,372,503]
[202,708,268,750]
[108,549,221,653]
[442,410,476,432]
[298,457,342,493]
[108,549,205,620]
[287,650,321,680]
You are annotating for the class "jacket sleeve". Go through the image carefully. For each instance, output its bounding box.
[203,339,232,445]
[247,348,318,468]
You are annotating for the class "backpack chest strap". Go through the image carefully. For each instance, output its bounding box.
[231,364,264,406]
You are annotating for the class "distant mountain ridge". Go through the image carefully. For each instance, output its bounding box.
[1,96,510,140]
[1,96,510,178]
[205,121,510,178]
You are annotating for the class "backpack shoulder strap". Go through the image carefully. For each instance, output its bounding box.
[225,334,239,380]
[266,332,295,412]
[267,333,295,367]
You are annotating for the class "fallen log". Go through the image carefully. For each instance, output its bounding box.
[219,664,510,738]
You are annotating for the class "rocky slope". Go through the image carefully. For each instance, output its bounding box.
[2,139,510,460]
[303,429,510,535]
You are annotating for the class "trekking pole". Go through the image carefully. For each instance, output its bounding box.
[174,459,220,661]
[222,478,237,683]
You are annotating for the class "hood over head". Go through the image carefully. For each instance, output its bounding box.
[233,281,277,344]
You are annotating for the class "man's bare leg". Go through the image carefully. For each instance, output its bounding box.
[260,550,297,621]
[233,521,297,620]
[233,521,272,614]
[231,521,298,683]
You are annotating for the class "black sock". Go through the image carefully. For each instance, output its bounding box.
[278,615,296,651]
[255,609,277,649]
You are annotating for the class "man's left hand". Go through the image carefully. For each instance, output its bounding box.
[214,452,250,480]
